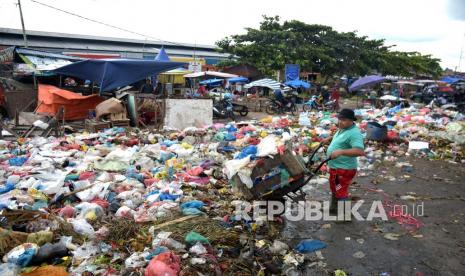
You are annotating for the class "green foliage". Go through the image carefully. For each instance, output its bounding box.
[216,16,442,78]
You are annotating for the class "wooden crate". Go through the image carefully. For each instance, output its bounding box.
[111,119,130,128]
[85,119,110,133]
[231,150,308,200]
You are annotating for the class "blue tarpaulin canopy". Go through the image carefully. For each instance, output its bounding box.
[440,76,464,84]
[53,59,185,92]
[228,77,249,84]
[155,47,170,62]
[284,79,311,89]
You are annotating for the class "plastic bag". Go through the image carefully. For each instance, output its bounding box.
[26,231,53,246]
[74,202,104,221]
[0,263,20,276]
[58,205,75,218]
[182,208,204,216]
[69,218,95,238]
[180,200,204,210]
[115,206,136,219]
[3,243,39,267]
[235,145,257,160]
[9,156,28,166]
[152,232,186,251]
[185,231,209,245]
[72,242,100,260]
[189,242,207,255]
[76,182,110,202]
[295,239,326,253]
[145,252,181,276]
[298,112,311,126]
[125,251,149,269]
[0,182,15,194]
[269,240,289,254]
[223,156,251,179]
[256,135,278,157]
[30,242,68,265]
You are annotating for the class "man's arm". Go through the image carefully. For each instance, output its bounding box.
[321,136,333,145]
[330,148,365,159]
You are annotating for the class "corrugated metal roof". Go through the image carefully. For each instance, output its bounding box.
[0,28,230,59]
[16,47,83,61]
[0,28,215,50]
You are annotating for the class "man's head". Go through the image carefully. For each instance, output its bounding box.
[146,78,151,84]
[337,108,356,129]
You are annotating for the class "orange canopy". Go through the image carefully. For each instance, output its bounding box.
[36,84,104,120]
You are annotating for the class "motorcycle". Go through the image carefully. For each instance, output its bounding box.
[265,99,297,115]
[213,98,235,120]
[302,96,336,112]
[232,103,249,117]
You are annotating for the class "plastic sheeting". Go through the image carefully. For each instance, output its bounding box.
[36,84,103,120]
[54,59,185,92]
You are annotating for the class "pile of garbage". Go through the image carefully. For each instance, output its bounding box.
[0,118,334,275]
[0,103,462,275]
[354,105,465,164]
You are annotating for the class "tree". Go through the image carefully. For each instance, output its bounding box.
[216,16,442,79]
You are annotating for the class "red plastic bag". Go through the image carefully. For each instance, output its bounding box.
[145,252,181,276]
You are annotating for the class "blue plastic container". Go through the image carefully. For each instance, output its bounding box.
[366,122,388,141]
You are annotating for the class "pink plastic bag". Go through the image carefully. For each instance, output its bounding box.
[144,252,180,276]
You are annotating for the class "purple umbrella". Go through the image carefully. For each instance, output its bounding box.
[349,75,386,92]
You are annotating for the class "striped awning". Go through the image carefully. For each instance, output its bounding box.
[244,78,291,91]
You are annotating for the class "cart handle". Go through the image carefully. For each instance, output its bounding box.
[307,143,325,163]
[312,158,331,174]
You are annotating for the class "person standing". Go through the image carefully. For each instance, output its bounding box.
[330,85,341,111]
[139,78,154,94]
[322,109,365,217]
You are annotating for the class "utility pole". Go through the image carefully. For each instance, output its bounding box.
[17,0,28,48]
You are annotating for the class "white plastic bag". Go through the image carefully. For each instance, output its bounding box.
[256,135,278,157]
[223,156,251,179]
[189,242,207,255]
[69,218,95,238]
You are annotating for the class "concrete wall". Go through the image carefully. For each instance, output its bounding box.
[164,99,212,130]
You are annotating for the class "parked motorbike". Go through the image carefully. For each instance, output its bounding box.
[213,98,235,120]
[265,99,297,115]
[302,96,336,112]
[232,103,249,117]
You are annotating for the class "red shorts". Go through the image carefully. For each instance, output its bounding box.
[329,168,357,199]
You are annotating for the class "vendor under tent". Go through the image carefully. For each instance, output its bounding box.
[158,68,192,85]
[284,79,311,89]
[183,71,238,78]
[53,59,185,93]
[349,75,386,108]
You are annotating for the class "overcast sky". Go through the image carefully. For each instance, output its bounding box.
[1,0,465,70]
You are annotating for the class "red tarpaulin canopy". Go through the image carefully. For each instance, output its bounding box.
[36,84,104,120]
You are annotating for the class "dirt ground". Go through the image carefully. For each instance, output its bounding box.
[282,157,465,276]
